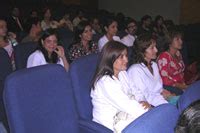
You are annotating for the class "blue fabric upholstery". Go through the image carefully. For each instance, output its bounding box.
[69,53,112,133]
[177,80,200,113]
[3,64,79,133]
[14,42,37,70]
[122,104,179,133]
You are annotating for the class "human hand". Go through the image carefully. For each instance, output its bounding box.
[140,101,152,110]
[174,83,188,90]
[7,32,16,39]
[54,46,65,58]
[161,89,172,99]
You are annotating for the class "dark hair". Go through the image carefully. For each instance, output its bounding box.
[74,20,90,43]
[155,15,164,24]
[134,33,155,66]
[163,26,183,51]
[125,18,137,29]
[37,28,59,63]
[91,41,128,89]
[103,17,117,33]
[25,17,40,32]
[73,20,94,50]
[175,100,200,133]
[141,15,152,23]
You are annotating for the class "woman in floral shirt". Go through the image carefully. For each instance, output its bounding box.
[69,21,98,62]
[157,27,187,95]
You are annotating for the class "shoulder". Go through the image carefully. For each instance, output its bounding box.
[113,36,121,41]
[98,35,106,42]
[158,51,170,59]
[28,50,43,59]
[128,63,143,71]
[128,63,145,75]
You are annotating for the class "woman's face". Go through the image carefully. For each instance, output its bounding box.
[113,49,128,75]
[0,20,7,37]
[144,40,158,61]
[44,9,51,19]
[105,21,118,36]
[80,25,93,42]
[171,35,183,50]
[42,35,58,55]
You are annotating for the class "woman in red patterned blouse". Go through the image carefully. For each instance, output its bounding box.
[157,27,188,95]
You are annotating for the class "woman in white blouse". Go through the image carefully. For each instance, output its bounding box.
[98,17,121,51]
[91,41,149,132]
[128,33,178,106]
[27,28,69,71]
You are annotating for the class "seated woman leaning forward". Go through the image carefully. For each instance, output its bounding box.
[157,27,187,95]
[27,28,69,71]
[91,40,150,132]
[128,33,179,106]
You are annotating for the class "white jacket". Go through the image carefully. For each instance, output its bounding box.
[27,50,64,68]
[128,62,168,107]
[91,71,148,132]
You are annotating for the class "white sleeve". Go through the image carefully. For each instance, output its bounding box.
[27,52,44,68]
[98,38,105,52]
[128,65,168,106]
[127,67,147,102]
[97,77,147,117]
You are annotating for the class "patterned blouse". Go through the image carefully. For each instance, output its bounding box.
[69,42,98,62]
[157,51,185,86]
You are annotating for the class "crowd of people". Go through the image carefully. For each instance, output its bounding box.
[1,5,200,133]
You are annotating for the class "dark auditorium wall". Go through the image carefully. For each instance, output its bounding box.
[98,0,181,24]
[180,0,200,24]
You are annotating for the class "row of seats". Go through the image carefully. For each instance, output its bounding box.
[2,52,200,133]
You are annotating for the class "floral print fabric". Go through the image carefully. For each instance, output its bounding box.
[157,51,185,86]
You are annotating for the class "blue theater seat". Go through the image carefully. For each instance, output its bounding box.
[69,53,112,133]
[3,64,96,133]
[177,80,200,113]
[122,104,179,133]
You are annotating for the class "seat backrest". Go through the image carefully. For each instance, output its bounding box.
[0,48,12,99]
[0,48,12,132]
[122,104,179,133]
[177,80,200,113]
[69,53,99,120]
[14,42,37,70]
[3,64,79,133]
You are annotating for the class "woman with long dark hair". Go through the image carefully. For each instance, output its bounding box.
[91,41,149,132]
[69,20,98,62]
[127,33,179,106]
[27,28,69,71]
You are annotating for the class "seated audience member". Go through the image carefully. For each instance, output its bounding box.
[69,21,98,62]
[153,15,168,37]
[0,18,16,70]
[128,33,179,106]
[41,8,59,31]
[27,28,69,71]
[72,10,87,27]
[184,58,200,85]
[91,41,150,132]
[90,17,102,35]
[6,7,25,41]
[59,12,74,32]
[21,17,42,43]
[153,15,168,53]
[157,27,187,95]
[98,17,121,51]
[137,15,153,36]
[121,18,137,47]
[175,99,200,133]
